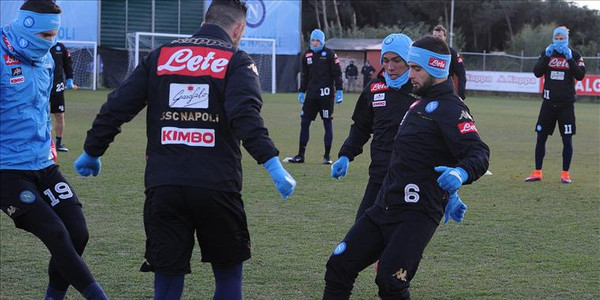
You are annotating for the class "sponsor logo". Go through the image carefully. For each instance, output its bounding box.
[333,241,346,255]
[550,71,565,81]
[305,52,313,57]
[18,37,29,48]
[578,58,585,67]
[3,54,21,65]
[370,82,389,93]
[247,63,259,76]
[23,17,34,28]
[457,53,463,64]
[6,206,17,216]
[172,37,232,49]
[536,125,542,132]
[458,121,478,134]
[307,57,313,64]
[160,111,219,122]
[3,37,14,52]
[322,51,327,56]
[19,190,35,203]
[161,127,215,147]
[245,0,266,28]
[548,57,569,70]
[428,57,447,69]
[10,76,24,84]
[157,46,232,78]
[11,67,22,76]
[425,101,439,113]
[169,83,209,108]
[374,93,385,101]
[393,268,408,282]
[409,100,421,110]
[372,100,386,107]
[56,45,61,51]
[459,110,473,120]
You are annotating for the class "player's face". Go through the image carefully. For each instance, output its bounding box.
[311,38,322,48]
[36,29,58,41]
[382,52,408,80]
[432,30,446,41]
[408,62,435,95]
[554,33,566,41]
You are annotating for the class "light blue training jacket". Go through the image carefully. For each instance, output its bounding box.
[1,25,55,170]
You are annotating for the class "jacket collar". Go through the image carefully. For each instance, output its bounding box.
[421,79,455,100]
[193,24,234,45]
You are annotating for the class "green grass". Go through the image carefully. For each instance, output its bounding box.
[1,90,599,299]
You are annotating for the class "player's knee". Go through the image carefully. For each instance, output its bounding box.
[324,256,356,293]
[375,270,411,300]
[69,225,89,254]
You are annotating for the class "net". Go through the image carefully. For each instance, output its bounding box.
[58,40,97,90]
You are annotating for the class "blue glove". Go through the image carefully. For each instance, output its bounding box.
[545,44,555,57]
[264,157,296,200]
[335,90,343,104]
[331,156,349,180]
[562,47,572,60]
[298,92,305,105]
[73,151,101,177]
[444,190,467,224]
[434,166,468,192]
[66,78,74,89]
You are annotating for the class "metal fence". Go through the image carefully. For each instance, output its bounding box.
[461,51,600,74]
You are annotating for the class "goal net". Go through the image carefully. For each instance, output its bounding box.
[58,40,97,90]
[126,32,276,93]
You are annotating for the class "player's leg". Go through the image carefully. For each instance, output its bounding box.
[527,102,556,181]
[142,186,193,300]
[50,92,68,152]
[558,103,576,183]
[354,181,382,221]
[375,211,438,300]
[323,207,384,299]
[288,99,318,163]
[320,99,335,164]
[190,187,250,300]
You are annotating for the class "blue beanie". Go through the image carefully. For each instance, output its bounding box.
[310,29,325,52]
[380,33,412,65]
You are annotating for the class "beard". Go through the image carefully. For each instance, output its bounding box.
[413,76,436,96]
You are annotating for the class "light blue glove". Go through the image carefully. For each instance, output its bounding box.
[434,166,468,192]
[331,156,349,180]
[264,157,296,200]
[444,190,467,224]
[298,92,305,105]
[562,47,572,60]
[545,44,555,57]
[335,90,343,104]
[73,151,101,177]
[66,78,74,89]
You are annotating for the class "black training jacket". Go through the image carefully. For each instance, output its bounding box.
[533,48,586,103]
[299,46,343,99]
[50,42,73,94]
[375,80,490,223]
[84,24,278,192]
[338,70,418,184]
[448,47,466,99]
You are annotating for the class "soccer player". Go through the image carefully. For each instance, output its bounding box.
[323,35,490,299]
[72,1,296,299]
[432,25,467,100]
[344,60,358,91]
[331,33,418,221]
[50,41,76,152]
[361,60,376,88]
[0,1,108,299]
[527,26,585,183]
[286,29,343,164]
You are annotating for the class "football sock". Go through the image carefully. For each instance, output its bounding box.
[82,282,108,300]
[212,263,243,300]
[323,118,333,157]
[534,133,548,170]
[154,272,184,300]
[299,117,311,156]
[56,137,62,146]
[561,135,573,171]
[45,285,67,300]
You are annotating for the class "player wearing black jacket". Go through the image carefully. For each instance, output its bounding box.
[527,26,586,184]
[332,33,418,221]
[433,25,467,100]
[323,36,490,300]
[286,29,343,164]
[73,1,296,299]
[49,42,74,152]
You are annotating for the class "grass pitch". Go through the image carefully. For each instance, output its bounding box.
[1,90,598,299]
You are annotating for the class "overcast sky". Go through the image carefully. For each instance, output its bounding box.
[572,0,600,11]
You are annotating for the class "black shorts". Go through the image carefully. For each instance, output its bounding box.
[50,92,66,113]
[301,97,334,120]
[535,101,576,136]
[1,165,81,221]
[142,185,251,274]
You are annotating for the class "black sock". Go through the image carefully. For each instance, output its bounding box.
[56,137,62,146]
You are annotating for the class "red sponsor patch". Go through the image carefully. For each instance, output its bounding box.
[578,58,585,67]
[409,100,421,110]
[161,127,215,147]
[157,46,232,79]
[305,52,313,57]
[334,58,340,64]
[372,101,386,107]
[457,121,478,134]
[428,57,447,69]
[3,54,21,65]
[548,57,569,70]
[456,53,463,64]
[370,82,389,93]
[10,76,24,84]
[3,36,14,52]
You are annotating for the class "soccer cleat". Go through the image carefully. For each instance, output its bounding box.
[323,155,332,165]
[284,155,304,163]
[525,170,542,182]
[561,171,572,184]
[56,144,69,152]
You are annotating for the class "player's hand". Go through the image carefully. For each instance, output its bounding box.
[335,90,343,104]
[562,47,573,60]
[264,157,296,200]
[545,44,555,57]
[444,190,467,224]
[434,166,468,192]
[74,151,101,177]
[298,92,305,105]
[331,156,349,180]
[66,78,74,89]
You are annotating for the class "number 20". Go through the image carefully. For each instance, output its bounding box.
[43,182,73,207]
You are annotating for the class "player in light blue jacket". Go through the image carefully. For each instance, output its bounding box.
[0,1,108,299]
